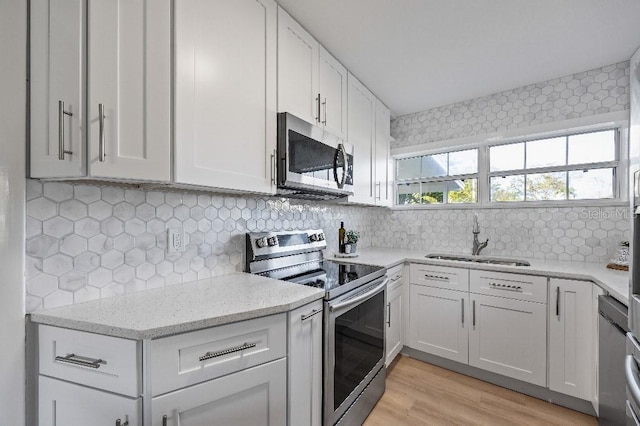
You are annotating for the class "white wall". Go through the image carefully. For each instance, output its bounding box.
[0,0,26,424]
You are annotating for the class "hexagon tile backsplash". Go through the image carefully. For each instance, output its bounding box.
[25,180,375,312]
[26,179,630,312]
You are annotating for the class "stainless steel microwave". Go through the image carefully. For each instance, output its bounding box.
[276,112,354,200]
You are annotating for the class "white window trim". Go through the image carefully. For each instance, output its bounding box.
[391,111,630,210]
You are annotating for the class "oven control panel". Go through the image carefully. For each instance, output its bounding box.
[246,229,327,261]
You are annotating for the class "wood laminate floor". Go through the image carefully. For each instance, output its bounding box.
[364,355,597,426]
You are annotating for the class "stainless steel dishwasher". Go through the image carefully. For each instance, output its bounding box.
[599,295,629,425]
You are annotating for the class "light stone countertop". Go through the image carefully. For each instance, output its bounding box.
[29,273,324,340]
[326,247,629,305]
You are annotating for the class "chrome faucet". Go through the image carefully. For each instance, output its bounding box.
[472,213,489,255]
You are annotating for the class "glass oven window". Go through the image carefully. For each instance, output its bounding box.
[333,290,384,410]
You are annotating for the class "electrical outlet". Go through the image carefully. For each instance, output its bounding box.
[167,228,185,253]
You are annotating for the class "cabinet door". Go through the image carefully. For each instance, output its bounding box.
[288,300,323,426]
[548,279,594,400]
[318,46,348,139]
[175,0,277,194]
[386,277,403,365]
[39,376,140,426]
[409,284,468,363]
[374,99,392,207]
[30,0,85,178]
[152,358,286,426]
[87,0,171,181]
[347,73,376,205]
[469,294,547,386]
[277,6,319,125]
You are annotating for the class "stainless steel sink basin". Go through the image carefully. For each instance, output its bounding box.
[425,254,530,267]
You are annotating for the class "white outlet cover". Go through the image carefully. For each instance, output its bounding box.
[167,228,185,253]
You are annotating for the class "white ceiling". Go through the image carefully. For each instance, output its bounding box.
[276,0,640,117]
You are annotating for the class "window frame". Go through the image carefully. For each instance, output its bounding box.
[392,118,628,210]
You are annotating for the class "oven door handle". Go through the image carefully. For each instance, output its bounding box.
[329,278,388,313]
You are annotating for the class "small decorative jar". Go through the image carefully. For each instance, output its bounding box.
[614,241,630,265]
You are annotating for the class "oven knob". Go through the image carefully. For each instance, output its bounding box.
[317,232,325,241]
[267,236,278,247]
[255,237,267,248]
[309,233,318,242]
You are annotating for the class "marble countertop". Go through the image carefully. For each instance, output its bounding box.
[326,247,629,305]
[29,273,324,340]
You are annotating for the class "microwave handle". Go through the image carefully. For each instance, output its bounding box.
[333,144,348,189]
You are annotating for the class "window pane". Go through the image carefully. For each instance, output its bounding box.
[490,175,524,201]
[448,179,477,203]
[449,149,478,175]
[490,143,524,172]
[397,183,421,204]
[526,172,566,201]
[420,181,447,204]
[568,168,614,199]
[421,153,447,178]
[568,130,616,164]
[396,157,421,180]
[526,137,565,168]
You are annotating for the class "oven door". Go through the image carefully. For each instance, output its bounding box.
[325,277,387,425]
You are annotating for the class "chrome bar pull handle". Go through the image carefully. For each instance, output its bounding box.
[556,286,560,317]
[322,97,327,125]
[199,342,257,361]
[376,182,381,200]
[58,100,73,160]
[301,309,322,321]
[315,94,321,123]
[472,300,476,328]
[98,103,106,162]
[55,353,106,369]
[461,298,464,326]
[162,415,168,426]
[270,149,277,184]
[386,302,391,327]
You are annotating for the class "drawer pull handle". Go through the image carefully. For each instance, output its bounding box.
[199,342,257,362]
[488,282,523,291]
[424,274,450,281]
[115,419,128,426]
[55,353,106,369]
[301,309,322,321]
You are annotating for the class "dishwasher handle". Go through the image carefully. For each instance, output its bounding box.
[626,355,640,408]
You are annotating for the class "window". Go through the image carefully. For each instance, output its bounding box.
[396,148,478,205]
[489,129,617,202]
[394,128,620,207]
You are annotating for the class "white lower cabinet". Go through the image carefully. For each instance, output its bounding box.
[409,284,468,364]
[288,300,323,426]
[386,267,404,365]
[152,358,286,426]
[39,376,140,426]
[468,293,547,386]
[548,278,595,401]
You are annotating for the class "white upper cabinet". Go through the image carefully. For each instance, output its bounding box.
[30,0,171,182]
[30,0,85,178]
[277,7,319,125]
[347,72,376,205]
[87,0,171,181]
[318,46,348,139]
[374,99,392,206]
[174,0,277,194]
[277,7,348,139]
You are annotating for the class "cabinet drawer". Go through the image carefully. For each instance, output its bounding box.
[150,313,286,396]
[387,264,404,291]
[410,263,469,291]
[470,270,547,303]
[39,325,140,397]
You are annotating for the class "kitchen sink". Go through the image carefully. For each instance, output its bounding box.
[425,254,530,267]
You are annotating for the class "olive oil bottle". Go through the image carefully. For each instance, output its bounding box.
[338,222,346,253]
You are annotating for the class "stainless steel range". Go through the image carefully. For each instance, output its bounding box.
[245,229,388,426]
